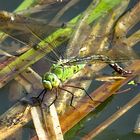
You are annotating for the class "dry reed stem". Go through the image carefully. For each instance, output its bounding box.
[31,106,49,140]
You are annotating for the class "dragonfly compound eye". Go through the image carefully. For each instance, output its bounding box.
[49,73,61,88]
[42,80,52,90]
[43,73,61,89]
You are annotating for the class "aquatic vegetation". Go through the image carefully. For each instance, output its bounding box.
[0,0,139,139]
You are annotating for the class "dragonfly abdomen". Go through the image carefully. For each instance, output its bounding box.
[67,54,132,75]
[69,54,113,63]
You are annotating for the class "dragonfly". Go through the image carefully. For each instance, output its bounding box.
[0,1,138,111]
[20,9,137,109]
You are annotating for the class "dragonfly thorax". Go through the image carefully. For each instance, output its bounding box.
[42,63,85,90]
[42,73,61,90]
[51,63,85,82]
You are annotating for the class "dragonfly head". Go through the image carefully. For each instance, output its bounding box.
[42,73,61,90]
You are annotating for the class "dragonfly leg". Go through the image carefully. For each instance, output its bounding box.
[64,85,102,103]
[59,87,76,108]
[30,89,47,106]
[37,89,46,99]
[40,90,47,103]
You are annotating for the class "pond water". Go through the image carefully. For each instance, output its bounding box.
[0,0,139,140]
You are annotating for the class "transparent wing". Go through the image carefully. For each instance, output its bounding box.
[55,1,140,114]
[0,0,93,88]
[0,11,62,53]
[0,0,72,54]
[65,3,92,58]
[0,0,86,56]
[55,1,98,113]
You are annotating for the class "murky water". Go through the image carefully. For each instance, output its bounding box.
[0,0,139,140]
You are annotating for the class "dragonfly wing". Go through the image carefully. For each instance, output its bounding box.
[54,2,96,113]
[65,3,92,58]
[109,45,140,62]
[78,6,140,63]
[66,23,91,58]
[55,1,136,113]
[0,13,57,42]
[0,0,70,52]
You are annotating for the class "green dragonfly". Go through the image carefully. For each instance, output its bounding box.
[0,1,138,112]
[20,9,137,109]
